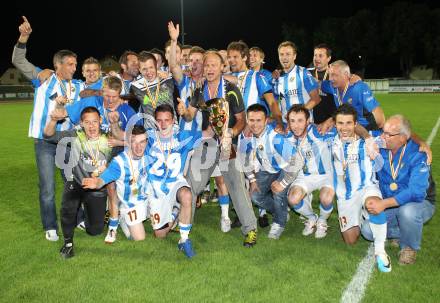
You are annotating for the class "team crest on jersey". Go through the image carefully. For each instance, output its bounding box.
[347,98,352,104]
[289,76,295,82]
[71,86,76,93]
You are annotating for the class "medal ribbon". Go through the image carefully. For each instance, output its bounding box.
[389,144,407,181]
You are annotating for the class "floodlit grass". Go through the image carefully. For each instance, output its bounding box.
[0,95,438,302]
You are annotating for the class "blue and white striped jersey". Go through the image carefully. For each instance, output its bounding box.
[176,74,203,132]
[29,74,84,139]
[273,65,318,123]
[231,69,272,112]
[145,128,201,197]
[240,124,297,174]
[331,135,378,200]
[287,124,336,175]
[100,151,148,208]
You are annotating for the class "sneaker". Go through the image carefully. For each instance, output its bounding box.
[45,229,59,242]
[376,253,392,273]
[268,223,285,240]
[220,216,231,233]
[302,215,317,236]
[398,247,417,265]
[76,221,86,231]
[258,214,269,228]
[243,229,257,247]
[315,220,328,239]
[60,243,74,259]
[104,229,117,244]
[231,216,242,228]
[178,239,196,258]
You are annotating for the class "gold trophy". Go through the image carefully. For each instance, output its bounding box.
[201,98,236,160]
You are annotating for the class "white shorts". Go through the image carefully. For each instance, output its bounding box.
[336,185,382,232]
[120,202,148,227]
[290,173,334,194]
[148,179,189,230]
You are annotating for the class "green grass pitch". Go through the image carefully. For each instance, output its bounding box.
[0,94,438,302]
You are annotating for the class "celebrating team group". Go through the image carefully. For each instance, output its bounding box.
[12,17,435,270]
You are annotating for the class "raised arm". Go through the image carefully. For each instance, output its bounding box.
[168,21,184,84]
[11,16,39,80]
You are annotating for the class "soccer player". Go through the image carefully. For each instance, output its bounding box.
[227,41,283,130]
[286,104,336,238]
[150,48,167,71]
[249,46,273,83]
[145,104,201,258]
[331,104,391,273]
[83,125,150,242]
[241,104,302,239]
[274,41,321,123]
[361,115,434,265]
[129,51,176,127]
[178,51,259,247]
[12,16,84,241]
[44,106,115,259]
[308,44,337,126]
[321,60,385,131]
[168,22,231,231]
[181,44,192,67]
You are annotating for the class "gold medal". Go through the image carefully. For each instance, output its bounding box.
[389,182,398,191]
[132,187,138,195]
[92,169,99,177]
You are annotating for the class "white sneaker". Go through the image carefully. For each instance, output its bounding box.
[376,252,392,273]
[302,215,317,236]
[104,228,117,244]
[119,216,131,240]
[220,216,231,233]
[268,223,285,239]
[76,221,86,231]
[45,229,59,241]
[315,220,328,239]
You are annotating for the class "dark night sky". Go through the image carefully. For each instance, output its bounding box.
[2,0,438,77]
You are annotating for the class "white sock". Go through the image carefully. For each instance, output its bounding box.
[292,199,315,219]
[179,223,192,242]
[370,222,387,255]
[218,195,230,218]
[319,203,333,221]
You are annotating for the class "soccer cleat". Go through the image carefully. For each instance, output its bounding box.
[243,229,257,247]
[76,221,86,231]
[315,220,329,239]
[178,239,196,258]
[398,247,417,265]
[220,216,231,233]
[60,243,74,259]
[258,214,269,228]
[104,229,117,244]
[45,229,59,242]
[268,223,285,240]
[376,253,392,272]
[302,215,317,236]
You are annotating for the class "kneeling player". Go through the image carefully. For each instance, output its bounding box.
[83,125,149,242]
[145,104,201,258]
[332,104,391,272]
[286,105,335,238]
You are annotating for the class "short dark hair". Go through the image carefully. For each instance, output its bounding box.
[80,106,100,120]
[333,104,357,122]
[53,50,77,69]
[314,43,332,58]
[149,48,166,63]
[227,40,250,66]
[287,104,310,121]
[82,57,101,69]
[103,76,122,92]
[164,39,182,51]
[138,51,157,67]
[189,46,205,57]
[247,103,267,117]
[131,125,146,136]
[154,104,174,119]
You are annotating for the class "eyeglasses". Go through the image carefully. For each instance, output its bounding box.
[382,132,401,138]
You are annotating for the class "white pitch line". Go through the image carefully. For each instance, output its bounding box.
[340,116,440,303]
